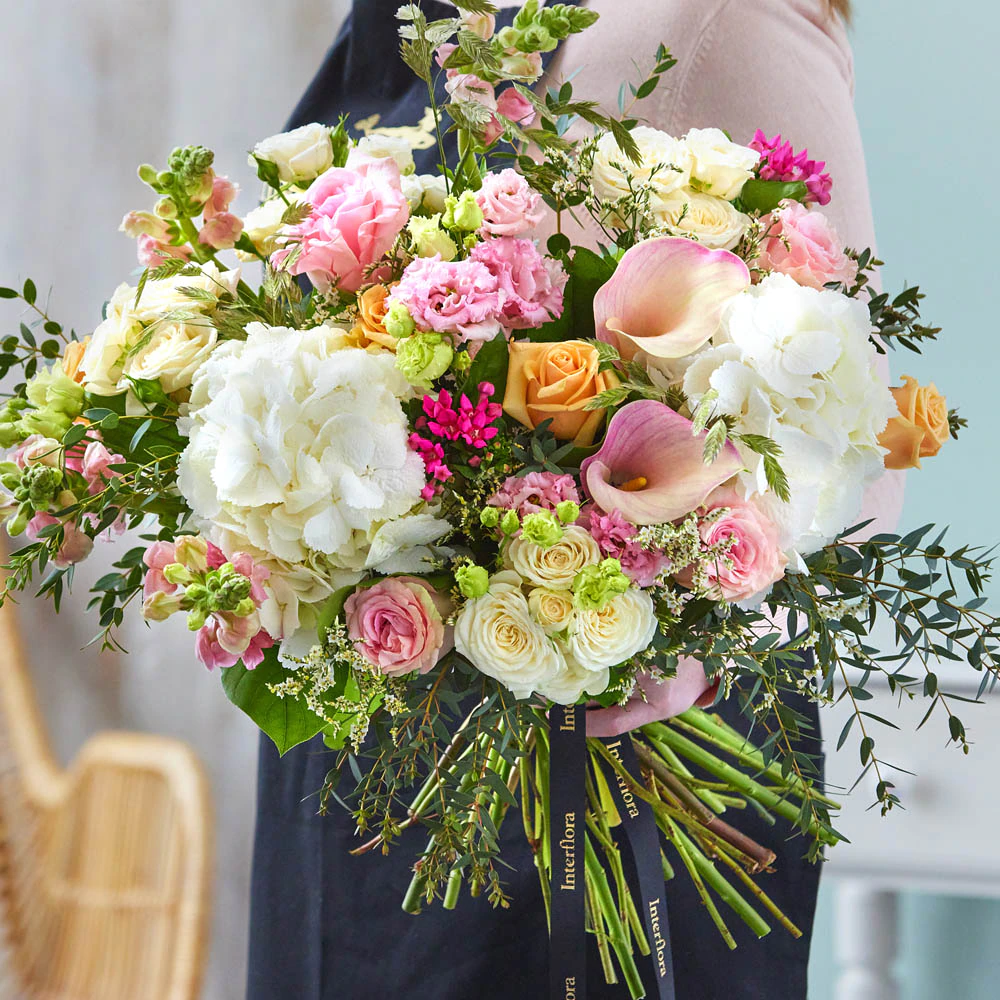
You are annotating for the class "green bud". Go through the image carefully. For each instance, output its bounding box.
[24,464,62,508]
[451,350,472,374]
[184,582,210,605]
[479,506,501,529]
[573,558,631,611]
[0,423,23,449]
[500,509,521,536]
[518,25,556,52]
[0,472,20,492]
[234,597,257,618]
[137,164,159,186]
[555,500,581,524]
[6,503,29,537]
[455,563,490,600]
[157,170,175,188]
[186,608,208,631]
[496,25,519,48]
[154,196,179,220]
[395,332,453,389]
[442,191,484,232]
[163,562,194,587]
[520,511,564,548]
[174,534,209,573]
[407,214,458,261]
[513,0,540,30]
[463,233,479,251]
[142,590,183,622]
[384,301,416,339]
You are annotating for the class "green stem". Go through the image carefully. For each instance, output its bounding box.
[586,875,618,986]
[442,866,463,910]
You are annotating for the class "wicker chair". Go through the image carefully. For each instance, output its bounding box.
[0,594,212,999]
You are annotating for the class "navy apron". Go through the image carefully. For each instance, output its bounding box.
[246,4,822,996]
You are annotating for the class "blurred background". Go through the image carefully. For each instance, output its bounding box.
[0,2,996,999]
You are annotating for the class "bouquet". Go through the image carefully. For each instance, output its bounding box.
[1,2,996,996]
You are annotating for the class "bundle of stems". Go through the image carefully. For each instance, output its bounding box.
[391,706,840,997]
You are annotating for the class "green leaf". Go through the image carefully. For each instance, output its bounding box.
[738,179,809,215]
[23,279,37,306]
[462,331,509,401]
[314,583,359,641]
[221,646,325,756]
[530,246,616,343]
[0,287,18,299]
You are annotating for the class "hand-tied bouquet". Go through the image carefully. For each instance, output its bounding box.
[1,2,996,996]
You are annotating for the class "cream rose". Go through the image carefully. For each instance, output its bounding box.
[506,526,602,590]
[252,123,333,184]
[536,657,610,705]
[681,127,759,201]
[565,588,658,671]
[591,126,691,204]
[652,190,750,250]
[353,134,415,174]
[236,194,306,260]
[400,172,448,213]
[528,588,575,634]
[454,570,567,699]
[82,263,239,397]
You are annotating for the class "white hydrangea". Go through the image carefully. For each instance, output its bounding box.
[683,273,895,566]
[178,323,446,634]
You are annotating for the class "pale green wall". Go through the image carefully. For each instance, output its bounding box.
[808,2,1000,997]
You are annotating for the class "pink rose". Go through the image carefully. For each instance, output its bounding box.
[677,489,787,603]
[757,200,857,290]
[202,175,238,219]
[272,155,409,293]
[389,255,503,343]
[26,513,93,569]
[345,576,451,677]
[483,89,538,146]
[470,237,567,330]
[475,169,545,237]
[489,472,580,515]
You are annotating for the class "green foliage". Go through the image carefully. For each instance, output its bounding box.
[461,331,509,401]
[738,179,809,214]
[530,246,616,343]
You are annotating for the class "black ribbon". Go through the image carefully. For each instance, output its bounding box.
[548,703,588,1000]
[600,736,677,1000]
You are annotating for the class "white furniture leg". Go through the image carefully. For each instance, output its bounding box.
[834,882,899,1000]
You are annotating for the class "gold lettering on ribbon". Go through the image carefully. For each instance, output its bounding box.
[648,897,669,978]
[352,107,438,150]
[559,811,577,891]
[604,740,640,819]
[564,976,577,999]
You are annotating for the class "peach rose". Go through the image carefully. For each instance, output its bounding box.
[503,340,618,446]
[62,338,89,384]
[350,284,397,350]
[879,375,949,470]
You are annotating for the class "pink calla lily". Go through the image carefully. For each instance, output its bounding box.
[580,400,743,525]
[594,236,750,361]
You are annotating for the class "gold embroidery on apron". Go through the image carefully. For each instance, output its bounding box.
[352,107,438,150]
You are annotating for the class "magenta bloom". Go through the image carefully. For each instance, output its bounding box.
[272,155,409,293]
[390,256,503,343]
[749,130,832,206]
[489,472,580,515]
[594,237,749,362]
[580,400,742,525]
[345,576,451,677]
[470,237,566,330]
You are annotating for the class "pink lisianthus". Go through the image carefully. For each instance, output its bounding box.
[749,130,832,206]
[196,613,274,671]
[80,440,124,495]
[489,472,580,515]
[26,513,93,569]
[137,234,192,269]
[757,200,857,290]
[272,155,410,293]
[475,169,545,237]
[12,435,61,470]
[199,212,244,250]
[469,237,566,330]
[389,256,503,343]
[585,508,671,587]
[202,175,239,219]
[676,488,787,603]
[483,89,538,146]
[142,540,178,598]
[345,576,452,677]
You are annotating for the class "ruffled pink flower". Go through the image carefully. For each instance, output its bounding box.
[199,212,244,250]
[26,513,93,569]
[490,472,580,515]
[586,508,671,587]
[757,200,857,290]
[484,88,538,146]
[390,256,503,343]
[272,155,410,293]
[749,130,832,206]
[196,613,274,671]
[137,235,192,269]
[676,488,787,602]
[345,576,451,676]
[81,440,124,495]
[475,169,545,237]
[142,540,178,598]
[470,237,566,330]
[202,175,238,219]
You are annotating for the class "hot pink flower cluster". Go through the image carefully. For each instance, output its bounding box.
[586,508,671,588]
[489,472,580,515]
[749,130,833,206]
[470,237,567,330]
[272,155,409,293]
[475,169,546,237]
[757,200,857,290]
[410,383,503,499]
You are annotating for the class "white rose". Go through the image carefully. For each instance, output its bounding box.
[536,657,610,705]
[352,134,415,174]
[528,588,576,635]
[651,189,750,250]
[591,126,691,205]
[565,589,658,671]
[681,127,759,201]
[236,194,306,260]
[252,123,333,184]
[455,570,567,699]
[400,173,449,214]
[81,262,239,397]
[506,526,602,590]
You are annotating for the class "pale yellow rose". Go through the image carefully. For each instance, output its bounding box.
[528,588,575,634]
[506,526,602,590]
